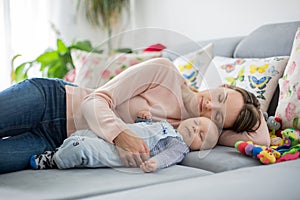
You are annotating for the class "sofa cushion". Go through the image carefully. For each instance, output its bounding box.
[180,145,260,173]
[207,56,289,112]
[173,43,213,89]
[72,50,162,89]
[100,159,300,200]
[0,165,212,200]
[275,27,300,129]
[234,21,300,58]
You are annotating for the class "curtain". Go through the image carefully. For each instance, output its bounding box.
[0,0,55,91]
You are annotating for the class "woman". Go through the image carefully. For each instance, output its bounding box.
[0,58,269,174]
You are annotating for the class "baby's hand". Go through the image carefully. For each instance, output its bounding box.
[140,158,157,173]
[137,110,152,120]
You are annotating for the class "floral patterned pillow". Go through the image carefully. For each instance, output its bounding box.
[275,27,300,129]
[213,56,289,112]
[71,49,162,89]
[173,43,213,90]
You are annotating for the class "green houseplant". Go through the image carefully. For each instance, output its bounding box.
[12,39,102,83]
[77,0,130,52]
[12,0,130,83]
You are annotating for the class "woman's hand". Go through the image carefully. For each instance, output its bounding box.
[113,130,150,167]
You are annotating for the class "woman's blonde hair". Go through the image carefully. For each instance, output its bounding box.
[223,84,261,133]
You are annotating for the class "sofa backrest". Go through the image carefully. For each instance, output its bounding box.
[233,21,300,58]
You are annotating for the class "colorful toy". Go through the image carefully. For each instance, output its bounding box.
[257,148,281,164]
[235,141,280,165]
[263,112,283,146]
[235,140,300,165]
[281,128,300,146]
[270,136,284,146]
[276,143,300,163]
[276,152,300,163]
[263,112,282,135]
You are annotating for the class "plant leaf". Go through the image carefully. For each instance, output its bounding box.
[71,40,103,53]
[14,63,29,83]
[57,38,68,54]
[36,51,59,68]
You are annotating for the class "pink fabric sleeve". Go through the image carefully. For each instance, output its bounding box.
[81,58,182,143]
[218,110,271,147]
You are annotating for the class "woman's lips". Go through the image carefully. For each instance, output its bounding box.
[199,97,203,112]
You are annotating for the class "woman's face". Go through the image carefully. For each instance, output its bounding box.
[196,87,244,129]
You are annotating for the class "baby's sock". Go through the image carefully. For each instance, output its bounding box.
[30,150,58,169]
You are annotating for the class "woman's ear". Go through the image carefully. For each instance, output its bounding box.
[220,83,230,88]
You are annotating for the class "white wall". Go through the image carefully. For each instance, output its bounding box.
[2,0,300,91]
[133,0,300,41]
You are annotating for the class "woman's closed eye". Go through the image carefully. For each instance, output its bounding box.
[218,93,228,103]
[214,92,227,126]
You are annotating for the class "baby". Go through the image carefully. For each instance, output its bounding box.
[31,111,219,173]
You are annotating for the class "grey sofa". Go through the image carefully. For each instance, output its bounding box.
[1,21,300,200]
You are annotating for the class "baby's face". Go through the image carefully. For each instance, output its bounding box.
[177,117,219,150]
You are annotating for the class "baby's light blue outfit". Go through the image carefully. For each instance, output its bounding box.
[54,121,190,170]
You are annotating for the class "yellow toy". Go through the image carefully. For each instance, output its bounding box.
[281,128,300,146]
[257,148,281,164]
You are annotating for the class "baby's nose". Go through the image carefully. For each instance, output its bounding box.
[193,126,200,133]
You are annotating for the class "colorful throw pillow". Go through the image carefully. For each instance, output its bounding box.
[275,27,300,129]
[212,56,289,112]
[71,49,162,89]
[173,43,214,89]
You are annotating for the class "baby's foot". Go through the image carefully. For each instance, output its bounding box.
[30,150,57,169]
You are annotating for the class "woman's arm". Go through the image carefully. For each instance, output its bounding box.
[81,58,178,143]
[218,110,270,147]
[81,58,183,166]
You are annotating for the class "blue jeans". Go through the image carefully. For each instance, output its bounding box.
[0,78,75,174]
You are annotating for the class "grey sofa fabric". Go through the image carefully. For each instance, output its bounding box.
[96,159,300,200]
[162,41,212,61]
[180,146,260,173]
[0,165,212,200]
[162,36,244,61]
[234,21,300,58]
[199,36,244,58]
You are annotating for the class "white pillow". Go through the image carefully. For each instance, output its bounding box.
[211,56,289,112]
[275,27,300,129]
[71,49,162,89]
[173,43,214,89]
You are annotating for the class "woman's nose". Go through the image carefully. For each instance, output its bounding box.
[205,100,212,111]
[205,99,220,111]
